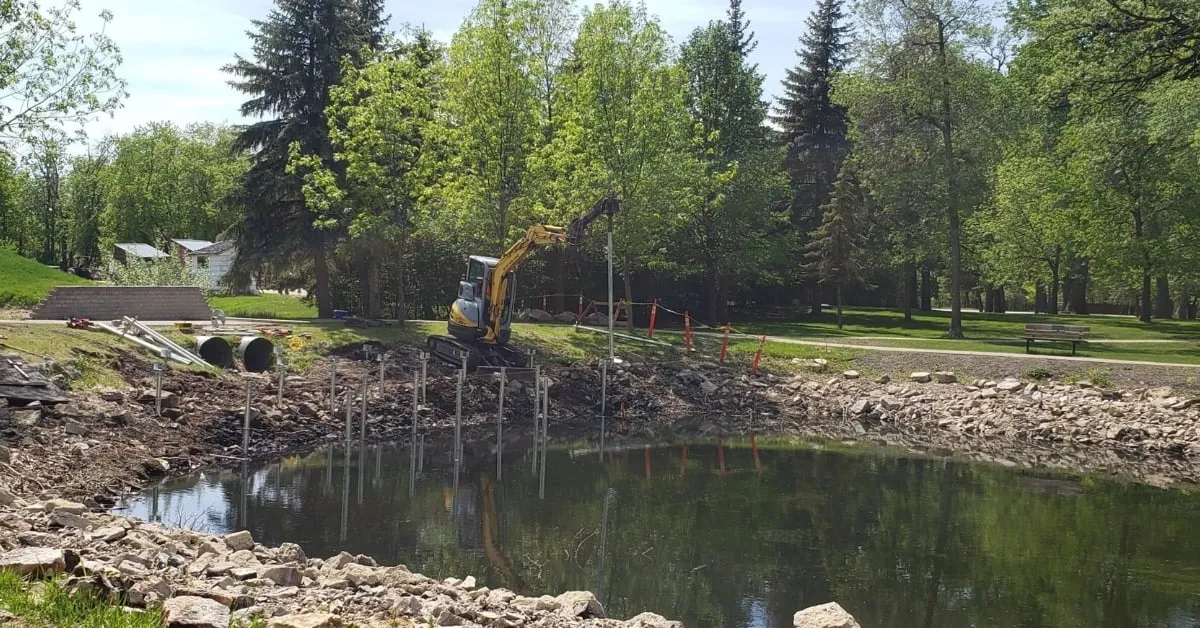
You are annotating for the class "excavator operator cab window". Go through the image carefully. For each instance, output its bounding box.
[467,259,487,301]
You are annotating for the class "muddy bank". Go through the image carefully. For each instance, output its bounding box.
[2,346,1200,509]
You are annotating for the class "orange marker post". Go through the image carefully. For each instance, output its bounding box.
[648,300,658,339]
[719,324,731,363]
[684,311,693,351]
[750,335,766,375]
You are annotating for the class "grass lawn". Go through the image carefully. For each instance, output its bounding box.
[0,249,90,308]
[0,570,162,627]
[733,306,1200,341]
[0,323,131,388]
[208,294,318,319]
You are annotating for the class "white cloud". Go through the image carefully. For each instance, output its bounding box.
[76,0,816,139]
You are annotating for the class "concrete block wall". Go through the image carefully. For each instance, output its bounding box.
[31,286,213,321]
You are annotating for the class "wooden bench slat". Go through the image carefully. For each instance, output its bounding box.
[1023,323,1090,355]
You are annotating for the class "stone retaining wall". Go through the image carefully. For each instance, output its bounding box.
[30,286,212,321]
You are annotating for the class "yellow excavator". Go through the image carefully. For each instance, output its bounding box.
[427,194,619,370]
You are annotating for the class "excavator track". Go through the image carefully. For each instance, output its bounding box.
[427,336,529,372]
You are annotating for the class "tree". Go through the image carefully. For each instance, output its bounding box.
[62,140,113,267]
[772,0,851,314]
[292,31,443,319]
[440,0,540,252]
[679,19,785,322]
[838,0,1006,338]
[807,170,863,328]
[224,0,387,318]
[23,132,66,266]
[556,0,693,313]
[0,0,126,144]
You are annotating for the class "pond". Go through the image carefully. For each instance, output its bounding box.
[118,439,1200,628]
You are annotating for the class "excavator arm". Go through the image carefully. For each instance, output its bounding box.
[482,194,619,343]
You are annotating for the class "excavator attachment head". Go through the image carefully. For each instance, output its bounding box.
[566,193,620,247]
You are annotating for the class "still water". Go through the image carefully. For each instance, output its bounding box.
[119,440,1200,628]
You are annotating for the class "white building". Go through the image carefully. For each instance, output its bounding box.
[186,240,257,294]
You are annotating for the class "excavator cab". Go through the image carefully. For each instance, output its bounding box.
[448,256,515,347]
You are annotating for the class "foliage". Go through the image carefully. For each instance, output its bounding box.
[0,0,127,144]
[806,169,864,327]
[102,254,211,290]
[0,569,162,627]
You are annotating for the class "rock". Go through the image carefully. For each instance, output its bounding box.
[42,498,87,514]
[327,551,356,569]
[353,554,376,566]
[880,398,903,411]
[224,530,255,551]
[809,359,829,372]
[997,379,1023,393]
[118,560,149,578]
[557,590,605,618]
[277,542,306,564]
[0,487,18,506]
[980,388,998,399]
[230,567,259,581]
[267,614,344,628]
[842,371,860,380]
[461,575,477,589]
[1170,398,1199,411]
[262,565,302,586]
[793,602,860,628]
[527,309,554,322]
[138,389,180,409]
[229,549,260,565]
[128,577,173,607]
[64,420,89,436]
[0,444,9,465]
[849,399,871,415]
[874,374,890,384]
[340,563,380,586]
[50,510,94,530]
[553,311,579,324]
[0,547,64,578]
[86,526,127,543]
[625,612,684,628]
[933,371,956,384]
[699,380,719,395]
[163,596,231,628]
[910,372,932,383]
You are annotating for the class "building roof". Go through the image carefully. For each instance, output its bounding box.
[114,243,168,259]
[170,238,213,252]
[189,240,236,256]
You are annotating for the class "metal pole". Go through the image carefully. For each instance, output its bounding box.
[330,360,337,413]
[242,379,252,455]
[596,488,614,603]
[360,376,367,443]
[607,230,614,362]
[277,361,285,406]
[154,366,163,417]
[378,355,385,390]
[410,370,418,492]
[344,390,352,446]
[454,355,465,467]
[542,376,549,449]
[532,367,541,474]
[420,352,428,405]
[497,367,505,479]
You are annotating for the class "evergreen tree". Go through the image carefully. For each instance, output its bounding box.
[725,0,756,57]
[806,169,863,329]
[223,0,387,317]
[773,0,850,314]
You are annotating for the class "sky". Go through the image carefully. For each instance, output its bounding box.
[75,0,818,139]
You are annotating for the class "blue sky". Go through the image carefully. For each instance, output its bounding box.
[76,0,817,138]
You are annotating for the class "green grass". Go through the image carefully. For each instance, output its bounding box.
[0,249,90,308]
[208,294,318,320]
[734,306,1200,341]
[0,570,162,627]
[0,323,130,388]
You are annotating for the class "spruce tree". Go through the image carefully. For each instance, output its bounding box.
[223,0,387,317]
[725,0,756,57]
[806,168,863,329]
[772,0,850,313]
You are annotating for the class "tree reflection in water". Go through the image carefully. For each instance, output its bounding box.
[119,441,1200,628]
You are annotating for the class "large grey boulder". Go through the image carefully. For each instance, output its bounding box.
[556,590,605,618]
[162,595,231,628]
[224,530,254,551]
[624,612,683,627]
[0,547,65,579]
[793,602,860,628]
[527,309,554,322]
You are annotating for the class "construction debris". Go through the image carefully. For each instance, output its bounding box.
[0,354,68,404]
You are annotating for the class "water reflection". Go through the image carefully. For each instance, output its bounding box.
[119,441,1200,628]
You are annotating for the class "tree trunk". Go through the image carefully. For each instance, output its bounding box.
[1155,275,1172,319]
[935,20,963,338]
[835,283,844,329]
[705,268,719,324]
[623,264,634,331]
[554,250,567,315]
[983,285,994,313]
[395,256,406,324]
[1034,284,1046,314]
[1065,256,1089,314]
[903,261,915,322]
[995,286,1006,313]
[920,265,933,311]
[808,279,823,315]
[1049,254,1061,315]
[1176,284,1190,320]
[313,242,333,318]
[362,255,381,318]
[717,275,731,323]
[1139,270,1152,323]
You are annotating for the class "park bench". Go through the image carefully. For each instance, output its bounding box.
[1024,323,1090,355]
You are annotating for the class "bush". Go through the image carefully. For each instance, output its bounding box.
[102,254,212,292]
